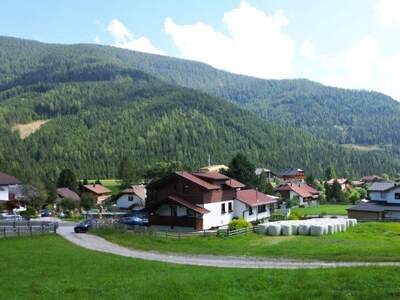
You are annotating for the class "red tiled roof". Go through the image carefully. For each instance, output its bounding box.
[167,195,210,214]
[176,172,220,190]
[276,183,319,199]
[193,172,229,180]
[57,188,80,202]
[0,172,21,186]
[236,189,278,206]
[224,178,246,188]
[83,184,112,195]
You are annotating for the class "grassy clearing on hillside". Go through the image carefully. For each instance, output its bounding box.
[292,204,351,216]
[1,235,400,299]
[94,222,400,262]
[11,119,49,139]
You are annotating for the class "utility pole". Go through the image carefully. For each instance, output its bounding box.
[255,187,258,223]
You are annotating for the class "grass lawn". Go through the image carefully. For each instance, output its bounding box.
[94,222,400,262]
[2,235,400,299]
[292,204,351,216]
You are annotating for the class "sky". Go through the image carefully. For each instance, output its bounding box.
[1,0,400,99]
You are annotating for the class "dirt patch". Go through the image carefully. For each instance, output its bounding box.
[11,120,49,139]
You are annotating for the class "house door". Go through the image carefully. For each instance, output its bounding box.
[170,206,177,217]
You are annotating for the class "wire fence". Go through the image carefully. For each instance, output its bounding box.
[92,221,259,239]
[0,221,58,238]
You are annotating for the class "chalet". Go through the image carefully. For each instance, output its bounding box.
[275,182,320,206]
[82,184,112,204]
[326,178,352,191]
[277,168,305,182]
[56,187,80,203]
[116,184,146,210]
[146,171,277,231]
[348,181,400,220]
[255,168,275,182]
[0,171,21,202]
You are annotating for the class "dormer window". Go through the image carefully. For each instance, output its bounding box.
[183,184,190,193]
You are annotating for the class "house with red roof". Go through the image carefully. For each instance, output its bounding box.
[56,188,81,203]
[82,184,112,204]
[0,171,21,202]
[116,184,146,210]
[275,182,320,206]
[146,171,277,230]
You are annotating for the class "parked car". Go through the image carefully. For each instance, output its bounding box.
[118,215,149,226]
[40,209,52,217]
[74,219,94,233]
[0,213,23,221]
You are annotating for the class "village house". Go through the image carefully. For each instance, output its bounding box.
[275,182,320,206]
[116,184,146,210]
[348,181,400,220]
[255,168,275,182]
[82,184,112,204]
[360,175,383,184]
[0,171,21,203]
[56,187,80,206]
[199,164,229,173]
[277,168,305,182]
[326,178,353,191]
[146,171,277,231]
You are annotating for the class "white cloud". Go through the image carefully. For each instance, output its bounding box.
[164,0,295,79]
[300,40,316,61]
[106,19,165,55]
[374,0,400,27]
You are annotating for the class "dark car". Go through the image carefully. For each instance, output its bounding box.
[74,219,94,233]
[118,215,149,226]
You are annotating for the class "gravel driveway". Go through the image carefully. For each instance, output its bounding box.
[57,225,400,269]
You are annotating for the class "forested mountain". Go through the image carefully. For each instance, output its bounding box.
[0,36,399,182]
[2,36,399,146]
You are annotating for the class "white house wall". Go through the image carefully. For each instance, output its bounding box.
[0,186,9,201]
[116,194,144,210]
[202,201,235,229]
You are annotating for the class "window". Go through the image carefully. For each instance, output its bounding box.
[395,193,400,200]
[170,206,177,217]
[187,209,194,217]
[128,196,134,201]
[248,206,253,215]
[221,203,226,214]
[228,202,233,212]
[183,184,190,193]
[258,205,267,213]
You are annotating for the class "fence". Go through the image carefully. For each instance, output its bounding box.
[0,221,58,238]
[92,220,259,239]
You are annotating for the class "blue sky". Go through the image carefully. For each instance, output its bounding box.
[2,0,400,99]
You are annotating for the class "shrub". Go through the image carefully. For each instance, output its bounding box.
[60,198,76,212]
[20,207,37,218]
[229,218,251,230]
[80,193,96,211]
[289,211,304,220]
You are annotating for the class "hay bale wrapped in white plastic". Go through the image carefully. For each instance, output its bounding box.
[340,222,347,232]
[291,223,299,235]
[281,224,292,236]
[268,224,281,236]
[298,224,310,235]
[327,224,335,234]
[348,219,357,227]
[346,219,351,227]
[255,223,269,235]
[310,225,324,236]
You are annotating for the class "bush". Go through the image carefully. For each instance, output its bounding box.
[270,212,286,221]
[229,218,251,230]
[80,193,96,211]
[20,207,37,218]
[289,211,304,220]
[60,198,76,212]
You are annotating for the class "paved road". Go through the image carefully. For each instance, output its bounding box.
[57,226,400,269]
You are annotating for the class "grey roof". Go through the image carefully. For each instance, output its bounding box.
[347,201,400,212]
[278,168,303,177]
[368,181,396,192]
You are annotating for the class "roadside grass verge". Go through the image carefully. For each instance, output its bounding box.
[292,204,351,216]
[94,222,400,262]
[1,235,400,299]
